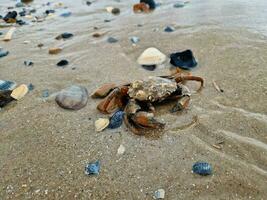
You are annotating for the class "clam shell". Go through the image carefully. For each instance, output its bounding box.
[95,118,110,132]
[10,84,28,100]
[0,80,17,91]
[55,85,88,110]
[137,47,166,65]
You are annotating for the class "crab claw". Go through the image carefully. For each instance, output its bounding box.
[91,83,117,98]
[124,100,165,135]
[174,75,204,92]
[170,95,190,113]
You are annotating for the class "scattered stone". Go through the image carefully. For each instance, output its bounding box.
[130,36,140,44]
[15,2,25,8]
[104,19,111,23]
[0,80,17,91]
[49,47,62,55]
[106,7,120,15]
[92,32,106,38]
[107,37,118,43]
[0,50,9,58]
[137,47,166,65]
[192,162,212,176]
[95,118,110,132]
[60,11,72,17]
[55,85,88,110]
[42,89,49,98]
[23,40,30,44]
[85,160,100,175]
[37,43,44,48]
[86,1,92,6]
[173,1,185,8]
[45,10,55,15]
[55,32,73,40]
[11,84,29,100]
[108,110,124,129]
[117,144,125,155]
[154,189,165,199]
[27,83,34,91]
[170,49,197,70]
[57,60,69,67]
[24,60,34,66]
[164,26,175,32]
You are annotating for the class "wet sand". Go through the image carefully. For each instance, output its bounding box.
[0,0,267,199]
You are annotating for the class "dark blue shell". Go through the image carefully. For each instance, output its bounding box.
[0,50,9,58]
[164,26,175,32]
[61,32,73,39]
[0,80,16,91]
[170,49,197,70]
[192,162,212,176]
[108,110,124,129]
[85,160,100,175]
[140,0,156,9]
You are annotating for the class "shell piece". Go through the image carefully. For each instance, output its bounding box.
[0,80,17,91]
[91,83,116,98]
[85,160,100,175]
[128,77,177,102]
[117,144,125,155]
[95,118,110,132]
[192,162,212,176]
[10,84,28,100]
[55,85,88,110]
[137,47,166,65]
[49,47,62,55]
[108,110,124,129]
[154,189,165,199]
[106,7,114,13]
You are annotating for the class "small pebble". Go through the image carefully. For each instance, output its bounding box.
[0,50,9,58]
[27,83,34,91]
[60,11,71,17]
[154,189,165,199]
[57,60,69,67]
[24,60,34,66]
[56,32,73,40]
[107,37,118,43]
[111,8,120,15]
[85,160,100,175]
[173,2,185,8]
[15,2,25,8]
[86,1,92,6]
[164,26,175,32]
[117,144,125,155]
[130,36,140,44]
[42,90,49,98]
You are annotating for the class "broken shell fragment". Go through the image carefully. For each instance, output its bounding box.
[137,47,166,65]
[49,47,62,55]
[95,118,110,132]
[154,189,165,199]
[117,144,125,155]
[11,84,29,100]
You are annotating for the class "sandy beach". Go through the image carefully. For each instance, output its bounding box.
[0,0,267,199]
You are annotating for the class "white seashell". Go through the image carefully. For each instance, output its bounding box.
[106,7,114,13]
[95,118,110,132]
[137,47,166,65]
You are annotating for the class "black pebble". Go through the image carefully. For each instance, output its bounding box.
[107,37,118,43]
[57,60,69,67]
[142,65,156,71]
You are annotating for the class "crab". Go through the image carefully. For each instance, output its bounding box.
[91,70,204,135]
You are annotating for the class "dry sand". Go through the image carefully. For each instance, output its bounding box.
[0,0,267,199]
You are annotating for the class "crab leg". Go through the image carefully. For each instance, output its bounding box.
[174,75,204,92]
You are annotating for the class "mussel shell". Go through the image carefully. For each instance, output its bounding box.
[0,90,14,107]
[0,80,17,91]
[192,162,212,176]
[108,110,124,129]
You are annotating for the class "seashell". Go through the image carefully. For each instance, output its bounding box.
[55,32,73,40]
[0,80,17,91]
[106,7,114,13]
[140,0,156,10]
[117,144,125,155]
[95,118,109,132]
[107,37,118,43]
[91,83,116,98]
[137,47,166,65]
[170,49,197,70]
[57,59,69,67]
[10,84,29,100]
[192,162,212,176]
[108,110,124,129]
[49,47,62,55]
[154,189,165,199]
[85,160,100,175]
[164,26,175,32]
[133,3,150,13]
[55,85,88,110]
[0,50,9,58]
[0,90,14,107]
